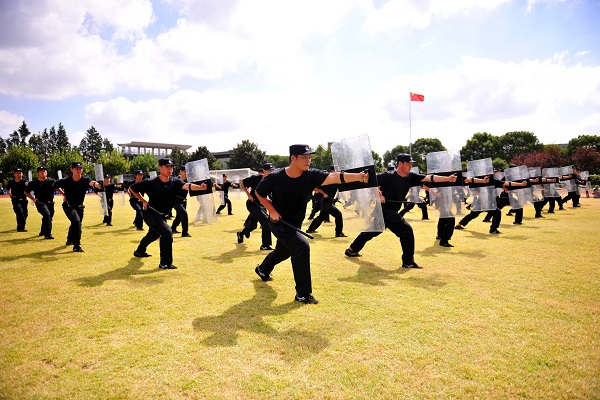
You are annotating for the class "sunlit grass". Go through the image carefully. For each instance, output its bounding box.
[0,193,598,399]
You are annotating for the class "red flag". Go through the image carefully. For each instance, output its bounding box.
[410,92,424,102]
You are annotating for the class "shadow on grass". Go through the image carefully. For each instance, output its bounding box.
[193,281,328,357]
[338,257,407,286]
[0,242,70,262]
[420,240,490,260]
[73,258,163,287]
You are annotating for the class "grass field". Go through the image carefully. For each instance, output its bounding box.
[0,192,598,399]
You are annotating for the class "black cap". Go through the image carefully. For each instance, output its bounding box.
[179,166,186,171]
[158,158,174,166]
[14,167,23,173]
[223,173,227,177]
[387,165,395,171]
[71,162,83,168]
[289,144,315,156]
[261,162,274,171]
[257,168,264,173]
[104,174,111,178]
[134,170,143,175]
[329,165,335,171]
[37,166,47,172]
[396,153,413,163]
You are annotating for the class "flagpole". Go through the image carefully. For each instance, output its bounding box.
[409,92,412,156]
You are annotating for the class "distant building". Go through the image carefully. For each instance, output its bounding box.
[212,150,234,169]
[118,141,192,160]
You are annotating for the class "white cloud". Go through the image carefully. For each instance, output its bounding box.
[0,110,24,136]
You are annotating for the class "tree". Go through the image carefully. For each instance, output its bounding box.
[0,137,7,155]
[55,123,71,153]
[567,135,600,154]
[130,153,158,176]
[102,138,115,154]
[492,157,509,171]
[411,138,446,173]
[227,140,266,170]
[79,126,104,163]
[498,131,543,162]
[188,146,217,168]
[512,145,568,170]
[460,132,501,162]
[571,147,600,173]
[97,150,130,177]
[372,150,383,172]
[0,146,41,176]
[382,144,410,168]
[310,144,333,171]
[8,121,32,147]
[46,148,84,178]
[168,149,190,169]
[267,154,288,168]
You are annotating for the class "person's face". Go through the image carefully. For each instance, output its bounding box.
[291,154,311,171]
[135,173,143,181]
[14,171,23,180]
[397,161,412,174]
[263,168,274,177]
[37,170,48,179]
[180,170,187,179]
[223,176,228,182]
[71,167,83,177]
[159,165,173,176]
[104,177,110,185]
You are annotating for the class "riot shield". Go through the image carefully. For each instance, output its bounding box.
[117,175,126,206]
[331,134,384,233]
[57,170,63,180]
[94,164,109,216]
[466,158,496,211]
[149,171,157,179]
[406,166,425,203]
[542,167,560,198]
[527,167,544,203]
[579,171,590,191]
[185,159,217,224]
[425,151,462,218]
[504,165,531,209]
[559,166,577,193]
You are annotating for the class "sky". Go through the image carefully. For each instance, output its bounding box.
[1,0,599,158]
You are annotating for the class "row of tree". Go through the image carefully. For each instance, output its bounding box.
[1,121,599,186]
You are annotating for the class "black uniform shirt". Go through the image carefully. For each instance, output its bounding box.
[130,176,186,215]
[96,183,116,201]
[218,180,234,196]
[377,171,426,213]
[25,178,57,203]
[7,179,28,200]
[125,179,145,198]
[242,174,262,199]
[54,176,93,207]
[175,178,188,202]
[318,181,339,201]
[256,168,329,228]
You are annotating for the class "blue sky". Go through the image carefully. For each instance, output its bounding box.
[0,0,599,159]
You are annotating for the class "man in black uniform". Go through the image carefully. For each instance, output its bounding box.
[306,165,346,237]
[95,174,116,226]
[129,158,207,269]
[344,153,456,267]
[171,166,191,237]
[7,167,29,232]
[54,161,103,252]
[214,174,239,215]
[237,163,274,250]
[125,170,145,230]
[255,144,369,304]
[25,166,63,239]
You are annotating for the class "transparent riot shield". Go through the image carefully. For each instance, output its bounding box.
[117,175,126,206]
[494,171,504,197]
[27,170,34,205]
[527,167,544,203]
[149,171,157,179]
[94,164,109,216]
[504,165,531,209]
[559,166,577,193]
[542,167,560,198]
[185,159,217,224]
[579,171,590,191]
[466,158,496,211]
[406,166,425,203]
[331,134,384,233]
[426,151,462,218]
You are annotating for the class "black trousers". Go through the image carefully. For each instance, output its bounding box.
[103,199,114,224]
[241,200,272,246]
[216,195,232,214]
[399,202,428,219]
[62,202,84,246]
[259,221,312,296]
[129,198,144,229]
[308,200,343,235]
[348,208,415,264]
[437,217,455,243]
[458,210,481,226]
[171,200,188,234]
[11,198,28,230]
[35,201,55,236]
[562,191,579,206]
[137,211,173,266]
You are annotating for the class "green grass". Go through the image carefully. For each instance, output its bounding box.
[0,193,598,399]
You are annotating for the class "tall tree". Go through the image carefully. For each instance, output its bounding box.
[411,138,446,173]
[46,148,84,178]
[266,154,289,168]
[9,121,32,147]
[188,146,217,168]
[0,145,39,175]
[227,140,266,170]
[28,133,45,163]
[102,138,115,154]
[97,150,130,177]
[372,150,384,172]
[382,144,410,168]
[79,126,103,163]
[0,137,7,155]
[310,144,333,171]
[460,132,501,161]
[498,131,543,162]
[168,148,190,169]
[571,147,600,173]
[512,145,568,170]
[567,135,600,154]
[130,153,159,176]
[55,123,71,153]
